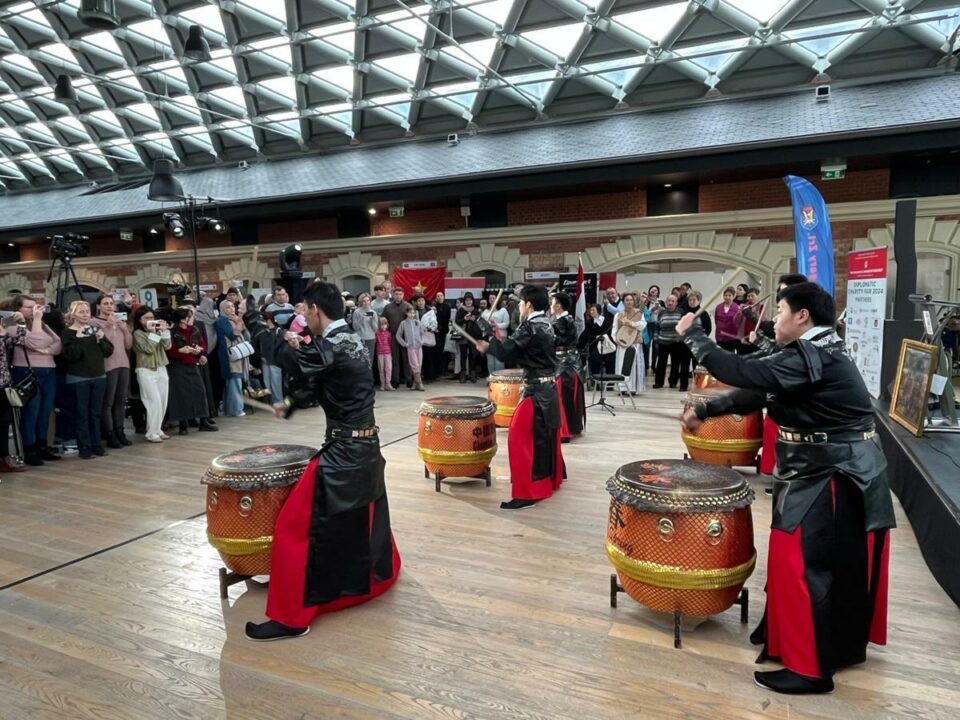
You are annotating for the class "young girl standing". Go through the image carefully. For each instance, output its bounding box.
[375,317,393,391]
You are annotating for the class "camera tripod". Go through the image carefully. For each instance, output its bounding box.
[46,253,85,309]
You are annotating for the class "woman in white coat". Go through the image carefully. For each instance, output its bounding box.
[613,292,647,394]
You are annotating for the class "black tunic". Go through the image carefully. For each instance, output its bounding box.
[684,325,896,533]
[479,312,561,480]
[244,314,395,605]
[553,312,585,434]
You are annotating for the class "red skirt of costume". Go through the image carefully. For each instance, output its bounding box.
[508,395,564,501]
[764,476,889,678]
[759,415,778,474]
[266,457,401,628]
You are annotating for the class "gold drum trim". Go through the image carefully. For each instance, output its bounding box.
[681,434,763,453]
[417,446,498,464]
[606,541,756,591]
[207,533,273,556]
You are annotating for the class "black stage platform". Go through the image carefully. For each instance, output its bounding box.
[875,400,960,607]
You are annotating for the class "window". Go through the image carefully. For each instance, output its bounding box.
[471,269,507,292]
[343,274,371,298]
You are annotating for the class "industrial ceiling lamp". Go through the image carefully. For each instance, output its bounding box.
[279,244,303,277]
[54,75,79,108]
[184,25,212,62]
[148,159,184,201]
[78,0,121,30]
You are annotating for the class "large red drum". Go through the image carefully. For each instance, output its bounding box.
[606,459,755,617]
[487,369,524,428]
[681,387,763,467]
[418,396,497,490]
[692,366,729,391]
[202,444,316,576]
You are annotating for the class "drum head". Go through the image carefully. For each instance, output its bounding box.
[204,444,317,489]
[488,369,524,382]
[607,459,754,512]
[419,396,495,418]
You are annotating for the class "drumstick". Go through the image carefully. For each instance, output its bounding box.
[451,320,480,346]
[243,395,293,417]
[692,266,744,319]
[488,288,504,314]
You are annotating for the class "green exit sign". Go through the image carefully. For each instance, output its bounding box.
[389,206,404,218]
[821,168,845,181]
[120,230,134,241]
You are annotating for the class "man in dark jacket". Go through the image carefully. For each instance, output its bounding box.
[382,286,412,388]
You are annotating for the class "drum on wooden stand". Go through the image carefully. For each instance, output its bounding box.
[203,444,316,597]
[681,387,763,468]
[487,369,525,428]
[418,396,497,492]
[606,459,755,647]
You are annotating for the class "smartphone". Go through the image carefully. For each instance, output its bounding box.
[0,310,14,319]
[114,312,128,322]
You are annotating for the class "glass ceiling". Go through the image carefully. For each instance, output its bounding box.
[0,0,957,190]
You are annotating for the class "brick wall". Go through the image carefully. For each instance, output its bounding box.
[508,190,646,226]
[259,218,337,244]
[699,169,890,213]
[371,207,463,236]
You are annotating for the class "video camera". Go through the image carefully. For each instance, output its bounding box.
[49,233,90,260]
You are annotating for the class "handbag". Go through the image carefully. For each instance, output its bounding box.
[6,344,38,408]
[228,339,255,362]
[422,328,436,347]
[598,334,617,356]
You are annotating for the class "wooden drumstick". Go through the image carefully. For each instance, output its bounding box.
[692,266,744,319]
[451,320,480,346]
[243,395,292,417]
[488,288,504,314]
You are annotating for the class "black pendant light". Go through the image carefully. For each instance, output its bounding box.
[78,0,121,30]
[54,75,79,108]
[148,159,185,202]
[184,25,212,62]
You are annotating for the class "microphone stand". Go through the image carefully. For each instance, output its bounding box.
[585,334,617,416]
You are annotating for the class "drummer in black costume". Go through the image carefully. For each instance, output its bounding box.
[550,292,585,441]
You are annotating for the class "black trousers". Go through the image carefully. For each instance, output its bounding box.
[655,342,690,389]
[0,392,13,457]
[390,337,409,387]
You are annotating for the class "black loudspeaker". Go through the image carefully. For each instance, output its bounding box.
[275,275,309,304]
[647,184,699,216]
[881,199,923,399]
[469,193,508,228]
[230,222,258,246]
[337,208,370,238]
[143,232,164,253]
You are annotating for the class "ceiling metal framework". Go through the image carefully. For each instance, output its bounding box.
[0,0,957,191]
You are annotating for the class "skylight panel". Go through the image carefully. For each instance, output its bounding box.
[260,76,297,102]
[683,37,749,73]
[89,109,123,130]
[249,37,292,66]
[374,7,431,44]
[725,1,790,24]
[82,31,124,59]
[912,7,960,38]
[238,0,286,22]
[311,24,356,54]
[37,42,80,68]
[612,3,687,44]
[469,0,514,27]
[3,54,42,75]
[522,22,584,59]
[103,70,143,91]
[23,122,56,141]
[182,5,226,37]
[371,92,410,118]
[209,53,241,77]
[124,102,162,125]
[312,65,354,92]
[55,116,89,134]
[374,53,421,83]
[443,38,498,73]
[580,58,639,87]
[207,85,248,109]
[127,19,172,50]
[782,18,870,57]
[430,81,479,109]
[502,69,556,101]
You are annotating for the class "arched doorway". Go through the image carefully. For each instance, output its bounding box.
[342,274,372,298]
[471,269,508,295]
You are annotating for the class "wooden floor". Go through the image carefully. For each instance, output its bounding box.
[0,380,958,720]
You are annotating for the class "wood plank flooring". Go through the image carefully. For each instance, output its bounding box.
[0,380,957,720]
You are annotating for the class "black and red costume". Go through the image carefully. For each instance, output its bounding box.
[684,324,895,683]
[552,311,585,439]
[478,311,564,501]
[244,314,400,628]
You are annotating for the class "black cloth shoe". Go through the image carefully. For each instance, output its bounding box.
[199,420,219,432]
[24,445,44,467]
[179,421,189,436]
[92,446,107,457]
[245,620,310,642]
[652,384,664,389]
[118,432,132,447]
[79,447,94,460]
[39,446,62,461]
[754,669,834,695]
[188,419,200,428]
[500,498,536,510]
[106,432,122,449]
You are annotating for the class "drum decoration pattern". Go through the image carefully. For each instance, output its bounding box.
[692,366,729,391]
[681,387,763,468]
[202,444,316,578]
[418,396,497,492]
[606,460,755,644]
[487,369,525,428]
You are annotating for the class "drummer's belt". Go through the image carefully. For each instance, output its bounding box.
[524,375,556,385]
[778,427,876,444]
[327,425,379,439]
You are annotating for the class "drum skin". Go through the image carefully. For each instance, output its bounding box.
[487,369,525,428]
[203,444,315,576]
[418,396,497,479]
[692,367,729,391]
[606,460,755,616]
[681,388,762,467]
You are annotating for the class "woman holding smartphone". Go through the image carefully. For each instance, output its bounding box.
[166,307,215,435]
[90,294,133,449]
[61,300,114,459]
[132,307,171,443]
[351,292,379,385]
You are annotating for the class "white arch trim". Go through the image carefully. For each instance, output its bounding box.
[125,263,186,292]
[0,272,34,296]
[43,267,117,301]
[321,251,389,286]
[563,232,792,294]
[446,244,529,283]
[220,257,274,292]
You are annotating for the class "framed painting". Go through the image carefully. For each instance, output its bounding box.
[889,339,938,436]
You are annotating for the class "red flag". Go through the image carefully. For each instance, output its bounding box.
[575,255,586,332]
[393,267,446,301]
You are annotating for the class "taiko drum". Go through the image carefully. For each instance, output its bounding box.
[418,396,497,480]
[487,369,525,427]
[681,387,763,467]
[202,444,316,576]
[692,366,729,391]
[606,459,756,616]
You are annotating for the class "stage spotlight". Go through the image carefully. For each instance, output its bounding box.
[199,216,227,234]
[279,243,303,277]
[163,212,186,238]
